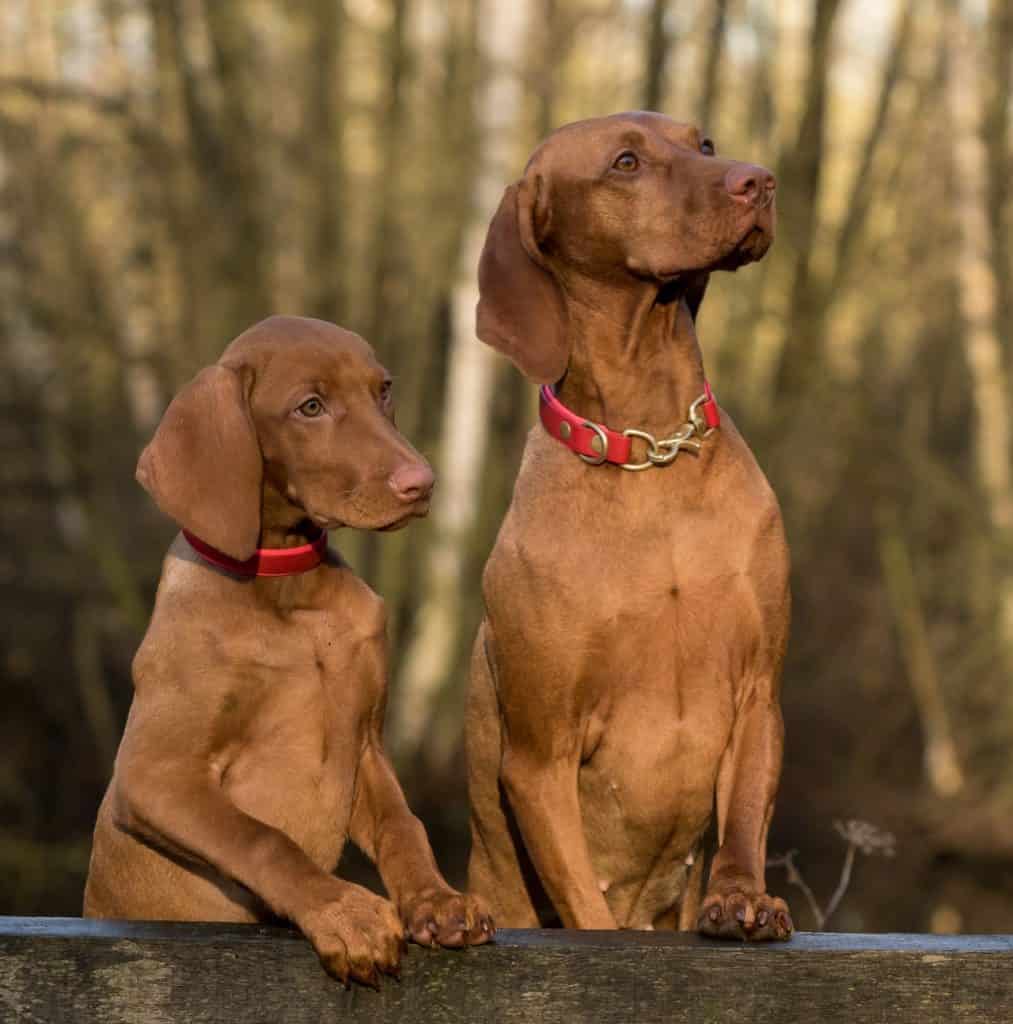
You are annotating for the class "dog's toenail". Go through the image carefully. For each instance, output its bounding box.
[709,906,720,922]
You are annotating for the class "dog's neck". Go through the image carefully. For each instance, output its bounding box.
[234,483,332,608]
[258,480,321,551]
[554,273,708,437]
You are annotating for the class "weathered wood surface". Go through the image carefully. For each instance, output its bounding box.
[3,917,1013,1024]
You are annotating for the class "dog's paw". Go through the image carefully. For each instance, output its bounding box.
[298,882,405,987]
[698,886,792,942]
[400,888,495,948]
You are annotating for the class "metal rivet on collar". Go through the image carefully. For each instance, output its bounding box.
[559,421,572,440]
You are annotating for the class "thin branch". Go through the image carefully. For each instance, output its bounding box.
[767,849,825,929]
[769,821,896,930]
[822,843,855,926]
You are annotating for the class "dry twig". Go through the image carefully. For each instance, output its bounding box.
[768,820,896,929]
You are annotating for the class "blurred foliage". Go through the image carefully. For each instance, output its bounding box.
[0,0,1011,933]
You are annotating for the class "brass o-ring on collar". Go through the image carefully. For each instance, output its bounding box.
[577,421,609,465]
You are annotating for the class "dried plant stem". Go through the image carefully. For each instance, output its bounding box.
[767,850,826,929]
[822,842,856,927]
[769,820,896,930]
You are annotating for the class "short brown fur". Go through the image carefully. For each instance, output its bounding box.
[466,113,792,940]
[85,316,493,986]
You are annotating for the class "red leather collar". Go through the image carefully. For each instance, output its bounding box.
[182,527,328,577]
[539,381,720,467]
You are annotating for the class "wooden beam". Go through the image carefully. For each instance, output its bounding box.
[2,917,1013,1023]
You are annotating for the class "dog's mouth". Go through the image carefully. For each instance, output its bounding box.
[716,219,773,269]
[311,498,430,533]
[376,500,431,531]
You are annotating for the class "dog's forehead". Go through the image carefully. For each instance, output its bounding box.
[222,316,383,382]
[532,113,701,169]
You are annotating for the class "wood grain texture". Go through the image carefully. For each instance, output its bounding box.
[3,918,1013,1024]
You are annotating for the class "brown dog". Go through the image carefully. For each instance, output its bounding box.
[84,316,493,985]
[466,113,792,940]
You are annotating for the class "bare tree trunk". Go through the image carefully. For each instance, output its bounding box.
[743,0,843,420]
[947,0,1013,662]
[365,0,410,351]
[390,0,481,456]
[392,0,534,760]
[823,0,915,303]
[748,0,917,444]
[745,0,776,147]
[304,0,345,325]
[878,508,964,797]
[641,0,672,111]
[357,0,412,588]
[716,0,776,394]
[697,0,729,131]
[147,0,207,375]
[201,0,271,326]
[768,0,843,401]
[532,0,560,137]
[156,0,270,339]
[984,0,1011,392]
[96,1,165,432]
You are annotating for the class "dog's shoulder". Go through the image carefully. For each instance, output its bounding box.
[319,566,388,642]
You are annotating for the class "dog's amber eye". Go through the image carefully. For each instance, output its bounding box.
[612,151,639,172]
[701,138,715,156]
[297,397,324,418]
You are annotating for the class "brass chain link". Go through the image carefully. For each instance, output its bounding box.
[618,392,716,472]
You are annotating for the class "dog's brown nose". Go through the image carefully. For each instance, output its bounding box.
[725,163,776,207]
[388,462,435,504]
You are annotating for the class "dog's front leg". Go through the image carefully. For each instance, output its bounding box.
[351,742,495,947]
[112,753,404,985]
[500,744,617,929]
[698,684,793,941]
[349,634,495,950]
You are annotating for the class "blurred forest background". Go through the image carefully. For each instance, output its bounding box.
[1,0,1011,934]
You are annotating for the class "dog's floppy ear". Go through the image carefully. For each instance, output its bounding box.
[684,271,710,323]
[475,175,569,383]
[136,364,262,561]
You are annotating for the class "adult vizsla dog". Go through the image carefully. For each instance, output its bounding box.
[466,112,792,940]
[84,316,493,985]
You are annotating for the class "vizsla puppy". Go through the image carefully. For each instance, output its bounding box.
[84,315,493,985]
[466,113,792,940]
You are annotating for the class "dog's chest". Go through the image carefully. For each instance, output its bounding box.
[216,604,385,867]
